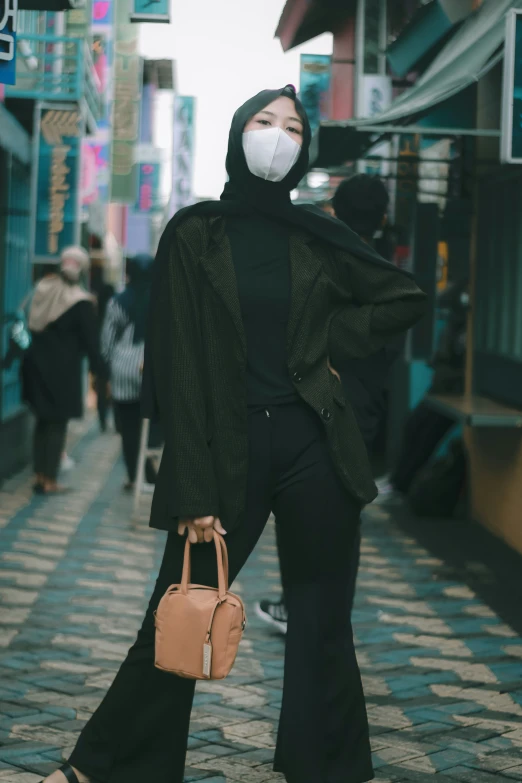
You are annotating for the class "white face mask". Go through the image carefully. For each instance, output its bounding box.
[242,127,301,183]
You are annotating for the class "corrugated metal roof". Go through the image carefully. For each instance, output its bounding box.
[353,0,521,128]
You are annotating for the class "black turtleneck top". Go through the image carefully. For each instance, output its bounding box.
[225,213,299,406]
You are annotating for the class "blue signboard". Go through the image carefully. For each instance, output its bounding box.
[35,107,82,261]
[299,54,331,135]
[135,162,161,212]
[502,9,522,163]
[0,0,18,86]
[131,0,170,23]
[169,96,195,216]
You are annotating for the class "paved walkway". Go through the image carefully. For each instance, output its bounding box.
[1,420,522,782]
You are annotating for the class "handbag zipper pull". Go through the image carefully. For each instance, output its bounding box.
[203,635,213,678]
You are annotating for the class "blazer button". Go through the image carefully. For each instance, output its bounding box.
[321,407,332,421]
[292,372,302,383]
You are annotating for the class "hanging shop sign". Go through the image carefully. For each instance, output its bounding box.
[34,106,83,262]
[169,95,196,217]
[394,133,421,271]
[111,0,142,202]
[501,8,522,164]
[357,74,392,120]
[130,0,169,23]
[93,0,113,24]
[135,161,161,213]
[356,74,392,179]
[299,54,331,136]
[66,0,92,38]
[0,0,18,86]
[82,0,115,217]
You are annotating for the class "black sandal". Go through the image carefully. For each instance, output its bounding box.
[40,763,81,783]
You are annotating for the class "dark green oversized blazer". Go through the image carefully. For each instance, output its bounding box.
[146,214,427,533]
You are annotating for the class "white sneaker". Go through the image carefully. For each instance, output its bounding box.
[255,599,288,634]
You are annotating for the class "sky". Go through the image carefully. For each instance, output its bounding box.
[138,0,332,199]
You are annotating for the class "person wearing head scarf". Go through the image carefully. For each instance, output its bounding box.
[256,173,397,632]
[22,246,103,495]
[101,254,155,490]
[55,87,426,783]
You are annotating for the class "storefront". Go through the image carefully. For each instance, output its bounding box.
[344,1,522,552]
[0,103,33,479]
[277,0,522,552]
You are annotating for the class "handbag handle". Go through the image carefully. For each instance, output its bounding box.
[180,530,229,600]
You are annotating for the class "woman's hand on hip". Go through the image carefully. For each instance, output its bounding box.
[178,516,227,544]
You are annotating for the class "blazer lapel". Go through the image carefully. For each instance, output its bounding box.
[199,217,246,355]
[287,231,323,352]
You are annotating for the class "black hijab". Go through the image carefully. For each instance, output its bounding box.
[144,86,412,417]
[155,85,411,276]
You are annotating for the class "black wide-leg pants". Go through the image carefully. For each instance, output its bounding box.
[69,401,373,783]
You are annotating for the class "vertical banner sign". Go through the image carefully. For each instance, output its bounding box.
[65,0,93,76]
[299,54,331,135]
[111,0,141,203]
[66,0,93,40]
[357,74,392,120]
[357,75,392,178]
[169,96,195,217]
[394,133,420,271]
[93,0,113,25]
[82,0,115,218]
[131,0,170,23]
[501,9,522,164]
[135,162,161,212]
[35,107,82,262]
[0,0,18,86]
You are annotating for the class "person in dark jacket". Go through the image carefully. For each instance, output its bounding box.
[376,278,469,501]
[23,247,103,495]
[256,173,401,632]
[90,265,115,432]
[51,87,425,783]
[101,254,159,490]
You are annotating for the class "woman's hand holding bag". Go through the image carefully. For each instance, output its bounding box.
[178,516,227,544]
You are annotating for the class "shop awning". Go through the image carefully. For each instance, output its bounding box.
[354,0,521,131]
[275,0,355,52]
[310,125,378,169]
[387,0,473,78]
[310,86,481,169]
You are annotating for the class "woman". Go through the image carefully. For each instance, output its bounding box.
[101,254,156,490]
[23,246,102,495]
[46,86,426,783]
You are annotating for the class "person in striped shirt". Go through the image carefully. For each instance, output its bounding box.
[101,254,154,490]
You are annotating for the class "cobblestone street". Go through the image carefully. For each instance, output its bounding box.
[1,420,522,782]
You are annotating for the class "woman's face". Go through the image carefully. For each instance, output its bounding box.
[244,96,304,147]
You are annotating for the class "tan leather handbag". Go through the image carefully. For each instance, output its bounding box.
[154,531,246,680]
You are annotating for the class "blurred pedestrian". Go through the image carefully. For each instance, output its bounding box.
[101,254,156,491]
[49,85,425,783]
[90,264,115,432]
[22,246,103,495]
[376,278,469,503]
[257,173,399,632]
